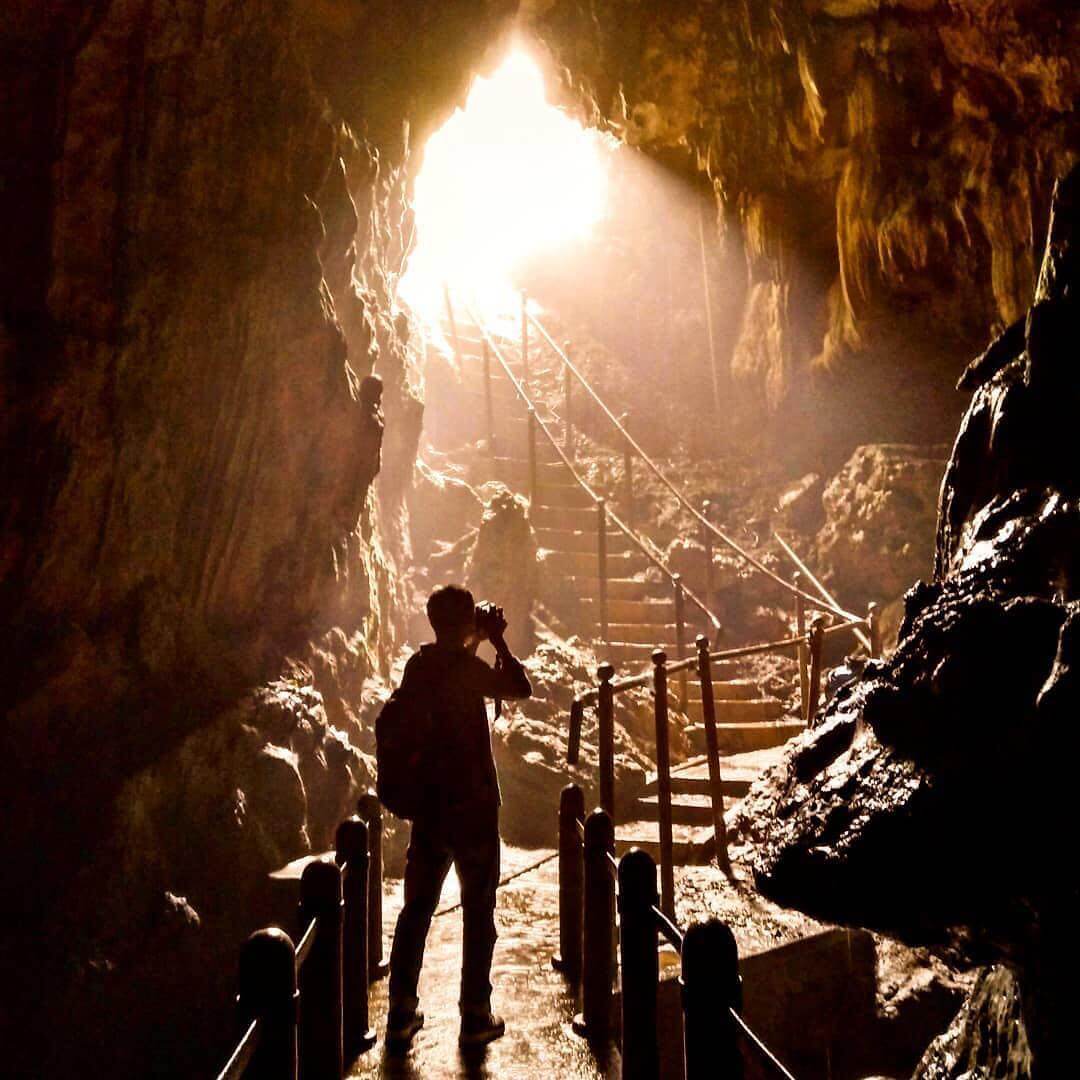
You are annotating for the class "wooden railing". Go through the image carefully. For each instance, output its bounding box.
[555,793,798,1079]
[450,293,723,646]
[214,795,386,1080]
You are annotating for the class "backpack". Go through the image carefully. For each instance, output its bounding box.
[375,683,432,821]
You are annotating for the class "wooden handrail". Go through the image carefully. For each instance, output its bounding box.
[216,1019,259,1080]
[528,309,853,620]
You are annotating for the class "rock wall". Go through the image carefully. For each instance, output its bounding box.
[526,0,1079,455]
[0,2,515,1073]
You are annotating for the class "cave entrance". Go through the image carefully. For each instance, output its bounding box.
[397,49,612,329]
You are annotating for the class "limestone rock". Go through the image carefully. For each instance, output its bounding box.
[814,444,947,606]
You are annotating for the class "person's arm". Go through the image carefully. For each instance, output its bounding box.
[486,632,532,700]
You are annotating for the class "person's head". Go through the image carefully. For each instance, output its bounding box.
[427,584,476,647]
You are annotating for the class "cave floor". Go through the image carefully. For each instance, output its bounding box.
[351,844,619,1079]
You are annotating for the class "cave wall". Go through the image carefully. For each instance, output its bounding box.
[0,1,515,1073]
[526,0,1078,456]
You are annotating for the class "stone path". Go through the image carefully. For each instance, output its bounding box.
[350,844,619,1079]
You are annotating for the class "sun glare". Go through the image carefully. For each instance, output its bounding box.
[398,50,609,328]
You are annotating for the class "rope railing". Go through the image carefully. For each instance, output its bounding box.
[555,794,799,1078]
[526,305,855,622]
[460,297,722,638]
[213,800,384,1080]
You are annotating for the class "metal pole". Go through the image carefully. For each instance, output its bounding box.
[619,849,660,1080]
[696,636,732,878]
[237,928,298,1080]
[806,616,826,726]
[482,339,496,456]
[794,571,809,723]
[564,342,573,459]
[597,498,609,645]
[597,663,616,819]
[624,447,634,531]
[335,817,376,1061]
[553,784,585,982]
[651,650,676,917]
[528,408,539,508]
[674,574,688,711]
[682,919,742,1080]
[573,809,615,1041]
[702,500,715,614]
[356,792,387,981]
[298,860,343,1080]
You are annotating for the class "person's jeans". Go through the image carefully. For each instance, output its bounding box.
[388,803,500,1016]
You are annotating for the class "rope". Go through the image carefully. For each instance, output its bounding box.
[650,904,685,954]
[294,916,317,967]
[434,850,559,918]
[729,1007,798,1080]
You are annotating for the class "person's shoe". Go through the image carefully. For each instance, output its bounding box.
[459,1010,506,1047]
[386,1007,424,1047]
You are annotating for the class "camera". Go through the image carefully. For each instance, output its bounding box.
[474,601,506,640]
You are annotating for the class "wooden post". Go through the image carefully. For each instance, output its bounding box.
[624,447,634,531]
[597,663,616,819]
[597,498,609,645]
[238,928,298,1080]
[702,500,715,614]
[674,575,688,710]
[573,809,615,1041]
[482,339,496,456]
[806,616,826,726]
[526,407,539,507]
[564,340,574,459]
[696,636,732,878]
[553,783,585,982]
[619,849,660,1080]
[682,919,742,1080]
[520,290,530,389]
[298,860,343,1080]
[356,792,387,981]
[567,697,584,766]
[794,571,809,724]
[335,817,376,1061]
[868,601,882,659]
[651,650,676,917]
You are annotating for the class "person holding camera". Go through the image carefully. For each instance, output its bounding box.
[383,584,531,1049]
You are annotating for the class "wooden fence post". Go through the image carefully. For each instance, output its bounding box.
[651,650,676,917]
[597,663,616,819]
[335,817,376,1062]
[298,860,343,1080]
[482,339,496,455]
[794,571,809,725]
[619,849,660,1080]
[674,574,688,710]
[573,809,615,1041]
[696,636,732,877]
[356,792,387,981]
[527,408,539,507]
[567,697,584,766]
[564,341,573,459]
[553,783,585,982]
[702,501,715,614]
[806,616,826,726]
[597,498,609,645]
[238,928,298,1080]
[682,919,742,1080]
[868,601,882,659]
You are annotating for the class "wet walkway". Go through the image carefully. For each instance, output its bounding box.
[350,844,619,1079]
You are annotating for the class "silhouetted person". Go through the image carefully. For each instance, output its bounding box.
[385,584,531,1049]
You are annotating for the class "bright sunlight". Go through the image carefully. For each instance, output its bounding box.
[398,50,610,327]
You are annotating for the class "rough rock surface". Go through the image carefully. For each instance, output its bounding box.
[744,166,1080,1076]
[814,443,947,606]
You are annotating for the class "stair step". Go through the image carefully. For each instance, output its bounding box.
[534,528,633,554]
[614,827,715,866]
[604,622,678,644]
[683,698,785,723]
[493,457,573,484]
[580,598,676,622]
[686,719,804,754]
[686,680,760,702]
[541,550,646,576]
[564,577,651,601]
[634,795,718,827]
[530,504,597,529]
[535,484,596,509]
